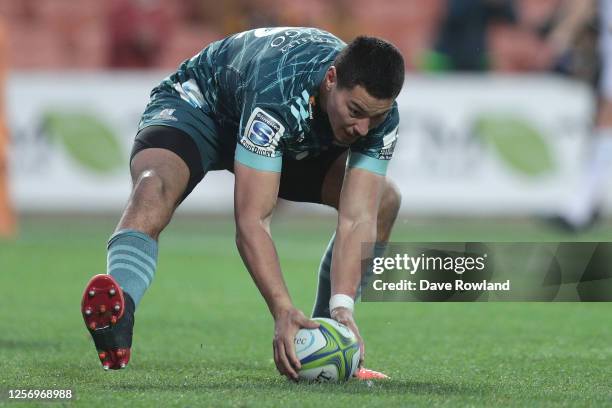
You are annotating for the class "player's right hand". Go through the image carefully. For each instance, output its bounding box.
[272,306,319,380]
[331,307,365,369]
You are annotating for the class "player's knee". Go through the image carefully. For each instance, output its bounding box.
[379,181,402,221]
[132,170,174,212]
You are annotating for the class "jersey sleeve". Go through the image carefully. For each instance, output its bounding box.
[235,104,287,172]
[348,103,399,176]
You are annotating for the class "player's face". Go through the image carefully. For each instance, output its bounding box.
[323,69,394,146]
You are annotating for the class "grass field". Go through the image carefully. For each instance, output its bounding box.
[1,215,612,407]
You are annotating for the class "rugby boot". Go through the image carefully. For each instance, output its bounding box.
[355,367,390,380]
[81,274,134,370]
[548,209,601,233]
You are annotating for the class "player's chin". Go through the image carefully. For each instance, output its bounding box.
[332,132,351,146]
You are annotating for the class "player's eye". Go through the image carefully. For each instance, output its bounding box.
[372,112,388,125]
[348,107,360,117]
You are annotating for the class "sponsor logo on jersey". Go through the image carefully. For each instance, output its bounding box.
[247,110,283,147]
[173,79,204,109]
[154,108,178,122]
[290,90,312,134]
[250,120,276,146]
[235,27,292,39]
[235,27,342,54]
[253,27,292,38]
[241,108,285,157]
[379,126,398,160]
[295,151,309,160]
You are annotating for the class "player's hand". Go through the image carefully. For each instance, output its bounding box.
[273,306,319,380]
[331,307,365,369]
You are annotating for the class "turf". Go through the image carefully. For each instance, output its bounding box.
[1,215,611,407]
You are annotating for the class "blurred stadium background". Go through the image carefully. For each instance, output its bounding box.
[1,1,612,406]
[0,0,610,226]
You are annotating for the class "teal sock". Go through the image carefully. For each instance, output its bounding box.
[355,242,388,299]
[311,233,387,318]
[312,233,335,318]
[107,229,158,307]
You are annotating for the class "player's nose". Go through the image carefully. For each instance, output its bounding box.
[354,118,369,137]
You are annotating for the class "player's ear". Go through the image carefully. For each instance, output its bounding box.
[325,66,337,90]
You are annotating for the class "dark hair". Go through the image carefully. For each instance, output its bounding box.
[334,36,405,99]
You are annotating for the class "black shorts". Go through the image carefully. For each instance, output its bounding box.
[131,125,347,204]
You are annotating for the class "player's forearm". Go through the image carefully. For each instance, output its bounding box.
[548,0,595,53]
[331,218,377,299]
[235,220,293,318]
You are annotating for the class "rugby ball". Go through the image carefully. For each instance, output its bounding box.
[294,318,360,382]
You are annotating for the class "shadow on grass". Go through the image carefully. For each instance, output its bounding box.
[98,360,491,397]
[0,338,60,350]
[112,377,490,397]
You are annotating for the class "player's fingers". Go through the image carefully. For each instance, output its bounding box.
[346,321,365,367]
[359,339,365,368]
[344,320,359,340]
[273,339,288,377]
[300,317,320,329]
[277,340,298,380]
[284,336,301,371]
[347,319,359,336]
[355,330,364,365]
[272,339,282,375]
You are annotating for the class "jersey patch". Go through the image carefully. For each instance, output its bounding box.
[172,79,204,109]
[153,108,178,122]
[379,126,398,160]
[240,108,285,157]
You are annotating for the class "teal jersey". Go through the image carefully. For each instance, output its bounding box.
[157,27,399,174]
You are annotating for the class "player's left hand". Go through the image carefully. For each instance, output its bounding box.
[273,306,320,380]
[331,307,365,369]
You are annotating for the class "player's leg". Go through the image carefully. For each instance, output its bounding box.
[81,125,205,370]
[107,134,197,304]
[312,150,401,317]
[560,105,612,230]
[558,99,612,230]
[558,1,612,231]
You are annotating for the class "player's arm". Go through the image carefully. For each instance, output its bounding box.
[233,161,318,380]
[330,165,386,366]
[233,162,286,312]
[546,0,595,55]
[530,0,596,69]
[332,166,385,297]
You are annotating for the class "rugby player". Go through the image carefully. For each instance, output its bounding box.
[543,0,612,231]
[80,27,404,380]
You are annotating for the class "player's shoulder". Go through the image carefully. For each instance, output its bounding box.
[371,103,400,139]
[237,28,345,132]
[351,103,400,160]
[234,27,345,85]
[231,27,345,50]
